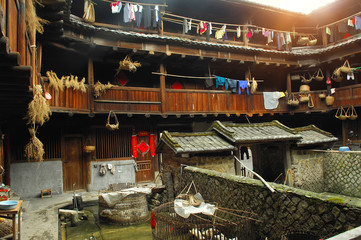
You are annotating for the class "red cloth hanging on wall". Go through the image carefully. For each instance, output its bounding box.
[132,135,138,158]
[150,134,156,157]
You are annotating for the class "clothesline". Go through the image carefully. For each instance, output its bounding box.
[97,0,167,7]
[164,12,311,36]
[317,10,361,29]
[152,72,264,82]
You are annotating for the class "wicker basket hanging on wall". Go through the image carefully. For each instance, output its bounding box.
[313,68,324,81]
[106,111,119,131]
[346,105,358,120]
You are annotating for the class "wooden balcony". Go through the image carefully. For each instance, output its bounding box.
[47,84,361,116]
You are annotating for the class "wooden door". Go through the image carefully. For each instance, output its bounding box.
[63,136,85,191]
[135,132,154,183]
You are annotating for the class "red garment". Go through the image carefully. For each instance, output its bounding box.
[200,22,207,34]
[353,17,356,26]
[247,30,252,38]
[117,72,129,86]
[343,33,351,39]
[172,81,183,89]
[150,211,156,228]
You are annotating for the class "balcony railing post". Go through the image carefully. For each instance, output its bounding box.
[18,0,26,65]
[160,63,166,113]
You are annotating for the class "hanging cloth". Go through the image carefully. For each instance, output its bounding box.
[338,21,348,33]
[123,3,131,23]
[264,29,269,37]
[286,33,292,44]
[153,5,159,27]
[267,32,273,44]
[355,16,361,30]
[136,5,143,27]
[348,19,355,27]
[110,1,122,13]
[188,19,192,31]
[247,30,252,38]
[240,146,249,160]
[237,26,241,38]
[143,5,151,28]
[226,79,238,93]
[238,80,249,95]
[200,21,207,35]
[183,19,188,35]
[215,76,228,90]
[325,27,331,35]
[215,29,224,39]
[129,4,136,22]
[208,23,212,35]
[263,92,281,110]
[205,77,214,88]
[222,28,228,41]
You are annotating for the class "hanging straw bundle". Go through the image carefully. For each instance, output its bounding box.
[24,128,45,162]
[27,85,52,126]
[117,56,142,73]
[250,77,258,94]
[83,0,95,22]
[94,81,114,97]
[25,0,48,39]
[46,70,65,91]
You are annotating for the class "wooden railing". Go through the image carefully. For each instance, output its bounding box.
[47,83,361,115]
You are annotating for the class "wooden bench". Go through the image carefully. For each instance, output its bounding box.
[41,189,52,198]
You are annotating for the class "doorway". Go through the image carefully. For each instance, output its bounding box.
[63,136,85,191]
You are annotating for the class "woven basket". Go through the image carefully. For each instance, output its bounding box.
[287,93,299,107]
[332,68,343,82]
[313,69,324,81]
[335,106,347,120]
[299,85,310,93]
[339,60,352,73]
[83,145,95,153]
[325,96,334,106]
[106,111,119,131]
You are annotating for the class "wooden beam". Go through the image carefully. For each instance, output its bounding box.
[160,63,166,113]
[286,73,291,96]
[18,0,26,65]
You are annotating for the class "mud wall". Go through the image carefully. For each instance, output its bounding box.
[181,166,361,240]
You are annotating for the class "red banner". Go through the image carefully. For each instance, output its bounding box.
[138,131,149,137]
[150,134,156,157]
[132,135,138,158]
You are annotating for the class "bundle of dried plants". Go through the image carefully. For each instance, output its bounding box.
[25,0,48,40]
[94,81,114,98]
[27,85,52,126]
[250,77,258,94]
[116,56,141,73]
[24,128,44,162]
[46,70,64,92]
[46,71,87,93]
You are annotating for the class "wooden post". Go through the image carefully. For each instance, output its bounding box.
[18,0,26,65]
[243,25,248,46]
[322,27,328,47]
[159,63,166,113]
[88,58,94,112]
[286,73,291,95]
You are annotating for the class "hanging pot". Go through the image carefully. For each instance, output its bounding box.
[325,96,334,106]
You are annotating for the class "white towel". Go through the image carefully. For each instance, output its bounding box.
[263,92,281,110]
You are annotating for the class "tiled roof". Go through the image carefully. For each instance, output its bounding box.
[209,120,302,144]
[68,15,361,57]
[292,125,338,146]
[157,131,236,154]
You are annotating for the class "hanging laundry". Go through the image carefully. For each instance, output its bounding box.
[263,29,269,37]
[208,23,212,35]
[267,32,273,44]
[215,29,224,39]
[205,77,214,88]
[200,21,207,35]
[237,26,241,38]
[262,28,265,35]
[215,76,228,90]
[226,79,238,93]
[347,71,355,80]
[240,146,249,160]
[355,16,361,30]
[286,33,292,44]
[276,33,281,50]
[280,33,286,46]
[329,25,337,42]
[196,24,199,34]
[153,5,159,27]
[238,80,249,95]
[348,19,355,27]
[206,23,211,41]
[143,5,151,28]
[183,19,188,36]
[110,1,122,14]
[325,27,331,35]
[246,30,252,38]
[222,28,228,41]
[263,92,282,110]
[337,21,348,33]
[129,4,136,22]
[136,5,143,28]
[188,19,192,31]
[123,3,131,23]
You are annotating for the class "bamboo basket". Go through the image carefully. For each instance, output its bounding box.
[325,96,334,106]
[335,106,347,120]
[331,68,343,82]
[313,69,324,81]
[339,60,352,73]
[346,105,358,120]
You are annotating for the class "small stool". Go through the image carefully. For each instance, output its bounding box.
[41,189,52,198]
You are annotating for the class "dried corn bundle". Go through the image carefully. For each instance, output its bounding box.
[25,0,48,38]
[94,81,114,98]
[79,78,87,93]
[46,70,64,92]
[117,56,141,73]
[24,128,45,162]
[250,77,258,94]
[27,85,52,126]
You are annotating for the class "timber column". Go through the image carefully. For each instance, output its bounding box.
[160,63,166,113]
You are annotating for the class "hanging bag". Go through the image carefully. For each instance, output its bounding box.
[308,94,314,108]
[346,105,358,120]
[83,1,95,22]
[335,106,347,120]
[106,111,119,131]
[339,60,352,73]
[313,68,324,81]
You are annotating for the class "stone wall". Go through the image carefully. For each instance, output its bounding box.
[291,150,361,198]
[324,151,361,198]
[90,159,136,191]
[181,166,361,240]
[10,160,63,198]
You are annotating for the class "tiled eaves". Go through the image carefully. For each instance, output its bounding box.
[292,125,338,146]
[67,15,361,57]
